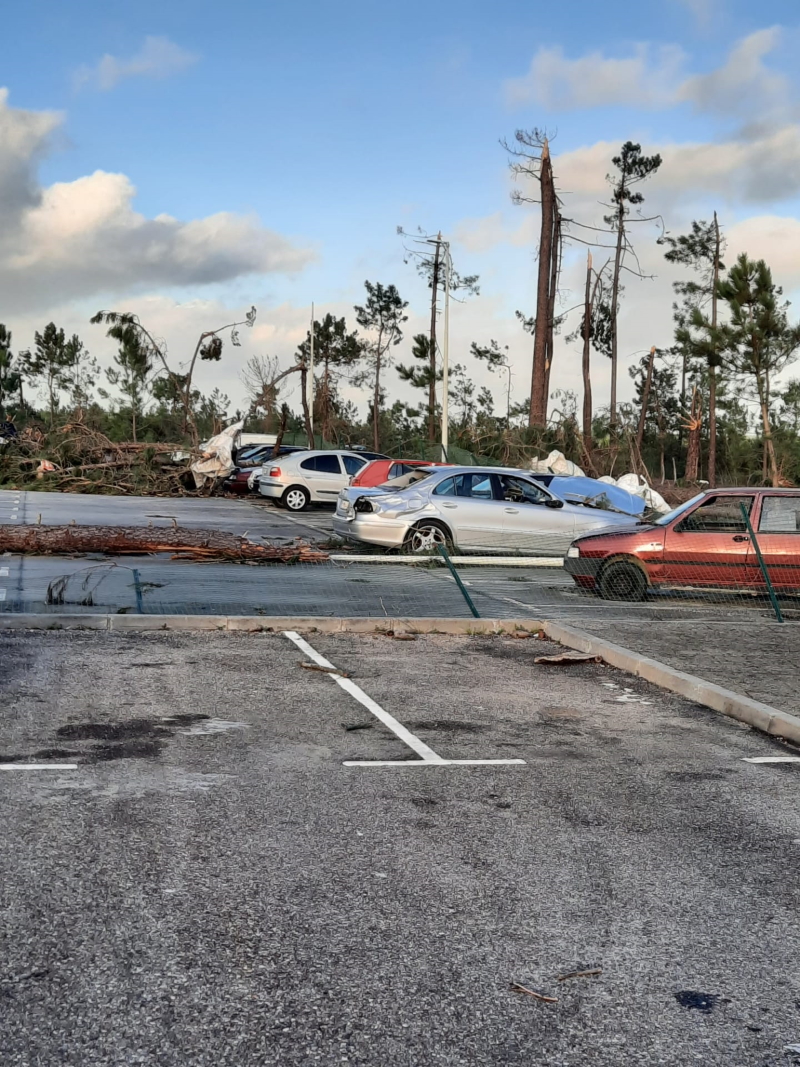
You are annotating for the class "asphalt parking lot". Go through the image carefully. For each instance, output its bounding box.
[2,629,799,1066]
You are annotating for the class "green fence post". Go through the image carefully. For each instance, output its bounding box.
[436,544,480,619]
[132,568,144,615]
[740,501,783,623]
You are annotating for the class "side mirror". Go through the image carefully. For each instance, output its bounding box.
[544,498,564,509]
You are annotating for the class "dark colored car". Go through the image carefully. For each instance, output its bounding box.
[564,487,800,600]
[233,443,307,466]
[223,445,308,495]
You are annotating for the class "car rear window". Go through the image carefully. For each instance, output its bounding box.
[342,455,367,476]
[301,455,341,474]
[759,496,800,533]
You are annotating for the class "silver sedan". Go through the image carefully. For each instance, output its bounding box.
[333,466,640,555]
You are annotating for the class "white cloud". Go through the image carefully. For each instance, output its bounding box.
[678,26,788,117]
[554,124,800,208]
[75,36,199,92]
[675,0,717,28]
[505,43,685,110]
[505,28,791,120]
[0,90,314,313]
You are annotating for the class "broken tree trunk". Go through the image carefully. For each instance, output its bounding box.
[684,386,702,482]
[529,139,555,427]
[0,525,328,563]
[542,208,561,409]
[582,251,594,449]
[635,346,656,453]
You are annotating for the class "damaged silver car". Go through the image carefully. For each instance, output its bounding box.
[333,466,641,556]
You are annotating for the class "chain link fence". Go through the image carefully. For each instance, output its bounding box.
[1,485,798,621]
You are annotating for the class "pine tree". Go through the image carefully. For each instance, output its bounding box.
[354,282,408,451]
[717,254,800,486]
[605,142,662,429]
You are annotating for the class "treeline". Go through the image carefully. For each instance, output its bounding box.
[2,136,800,487]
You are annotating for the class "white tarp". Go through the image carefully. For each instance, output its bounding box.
[190,420,243,488]
[528,450,585,477]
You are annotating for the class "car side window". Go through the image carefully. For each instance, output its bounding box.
[433,476,458,497]
[679,495,753,532]
[342,455,366,476]
[759,496,800,533]
[299,457,317,471]
[499,476,547,506]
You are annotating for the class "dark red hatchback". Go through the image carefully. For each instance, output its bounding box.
[564,488,800,600]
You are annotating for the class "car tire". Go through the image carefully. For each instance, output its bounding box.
[598,559,648,601]
[282,486,310,512]
[403,520,452,555]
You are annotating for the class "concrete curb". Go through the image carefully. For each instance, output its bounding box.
[541,619,800,747]
[1,610,796,746]
[0,613,543,636]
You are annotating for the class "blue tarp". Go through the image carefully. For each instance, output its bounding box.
[540,475,647,516]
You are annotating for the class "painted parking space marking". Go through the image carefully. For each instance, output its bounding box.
[0,764,78,771]
[284,630,526,768]
[742,756,800,764]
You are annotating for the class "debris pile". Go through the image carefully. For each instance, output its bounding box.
[0,524,328,564]
[0,421,193,496]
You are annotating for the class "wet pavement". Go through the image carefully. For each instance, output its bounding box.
[0,489,787,625]
[2,629,799,1066]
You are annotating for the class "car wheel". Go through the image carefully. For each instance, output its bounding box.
[282,486,310,512]
[598,560,648,601]
[404,520,451,555]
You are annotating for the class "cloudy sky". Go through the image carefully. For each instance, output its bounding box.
[3,0,800,419]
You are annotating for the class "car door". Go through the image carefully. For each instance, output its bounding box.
[496,475,576,555]
[299,454,346,501]
[749,493,800,591]
[662,493,755,587]
[431,473,508,550]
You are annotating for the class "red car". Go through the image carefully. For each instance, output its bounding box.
[564,487,800,600]
[349,458,449,488]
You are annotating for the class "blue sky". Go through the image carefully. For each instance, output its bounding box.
[3,0,800,415]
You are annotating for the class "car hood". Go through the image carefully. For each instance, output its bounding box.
[575,522,661,543]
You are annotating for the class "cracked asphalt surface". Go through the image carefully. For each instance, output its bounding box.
[2,630,799,1065]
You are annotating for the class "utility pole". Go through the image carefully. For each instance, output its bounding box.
[428,234,442,443]
[308,303,315,442]
[441,239,451,461]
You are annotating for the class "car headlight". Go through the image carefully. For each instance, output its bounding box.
[566,545,581,558]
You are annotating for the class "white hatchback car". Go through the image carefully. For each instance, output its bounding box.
[257,450,385,511]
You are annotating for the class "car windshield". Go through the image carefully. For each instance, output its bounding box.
[651,492,705,526]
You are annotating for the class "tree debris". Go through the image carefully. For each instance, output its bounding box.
[0,524,328,564]
[556,968,603,982]
[509,982,558,1003]
[300,662,350,677]
[534,652,602,665]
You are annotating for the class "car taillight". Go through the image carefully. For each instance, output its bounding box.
[270,467,281,477]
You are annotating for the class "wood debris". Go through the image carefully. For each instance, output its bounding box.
[0,524,328,564]
[509,982,558,1003]
[556,968,603,982]
[300,662,350,677]
[534,652,602,665]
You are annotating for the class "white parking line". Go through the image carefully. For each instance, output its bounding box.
[0,589,5,601]
[742,756,800,764]
[0,764,78,770]
[284,630,526,768]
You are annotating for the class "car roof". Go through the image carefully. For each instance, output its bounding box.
[698,487,800,495]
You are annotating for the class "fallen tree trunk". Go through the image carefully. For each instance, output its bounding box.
[0,524,328,563]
